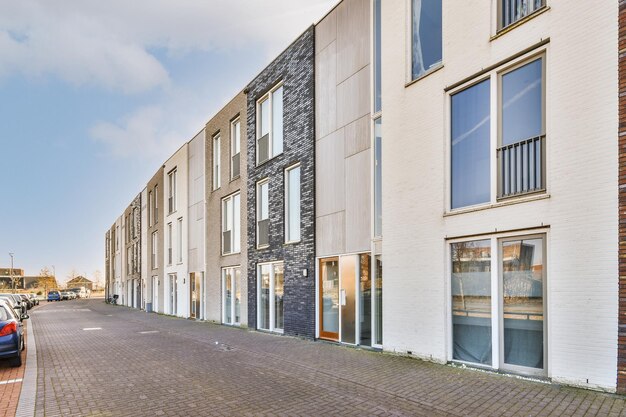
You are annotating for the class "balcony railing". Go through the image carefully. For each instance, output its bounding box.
[232,152,240,178]
[223,230,232,254]
[257,133,269,164]
[497,135,545,199]
[501,0,545,29]
[258,218,269,247]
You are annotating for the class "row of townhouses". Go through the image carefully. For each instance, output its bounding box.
[105,0,624,393]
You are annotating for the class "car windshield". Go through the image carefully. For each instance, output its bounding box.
[49,292,58,295]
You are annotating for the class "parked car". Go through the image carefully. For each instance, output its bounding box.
[47,290,61,302]
[28,294,39,306]
[19,294,32,310]
[0,294,25,316]
[60,291,72,300]
[0,296,19,317]
[0,299,25,367]
[69,287,87,299]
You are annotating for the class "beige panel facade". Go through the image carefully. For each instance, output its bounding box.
[146,167,164,313]
[205,91,248,326]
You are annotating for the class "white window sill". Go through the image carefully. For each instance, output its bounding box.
[444,193,550,217]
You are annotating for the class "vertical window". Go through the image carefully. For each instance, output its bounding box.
[451,240,492,365]
[374,118,382,237]
[231,118,241,179]
[257,84,284,164]
[257,261,284,332]
[411,0,442,80]
[213,134,221,190]
[151,231,158,269]
[500,0,545,29]
[257,180,269,247]
[222,266,242,325]
[148,191,153,227]
[285,165,301,242]
[451,79,491,209]
[498,58,545,198]
[168,170,177,213]
[154,185,158,223]
[167,222,172,265]
[177,218,183,263]
[374,0,382,113]
[374,255,383,345]
[221,193,241,255]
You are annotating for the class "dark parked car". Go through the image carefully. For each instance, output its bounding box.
[0,299,24,367]
[47,290,61,302]
[28,294,39,306]
[19,294,33,310]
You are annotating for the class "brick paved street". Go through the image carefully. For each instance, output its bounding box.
[27,299,626,416]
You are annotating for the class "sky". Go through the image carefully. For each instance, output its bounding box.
[0,0,336,285]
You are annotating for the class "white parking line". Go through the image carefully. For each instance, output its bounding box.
[138,330,159,334]
[0,378,23,385]
[82,327,102,331]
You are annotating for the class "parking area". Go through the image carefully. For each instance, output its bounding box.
[26,299,626,416]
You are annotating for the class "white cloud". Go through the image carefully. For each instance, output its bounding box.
[0,0,336,93]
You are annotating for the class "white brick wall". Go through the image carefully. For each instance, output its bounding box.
[381,0,618,390]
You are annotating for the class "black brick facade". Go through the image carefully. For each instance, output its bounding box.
[246,26,316,338]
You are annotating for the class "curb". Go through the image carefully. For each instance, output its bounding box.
[15,316,37,417]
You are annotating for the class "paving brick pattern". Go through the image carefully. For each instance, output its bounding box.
[0,318,27,417]
[31,299,626,416]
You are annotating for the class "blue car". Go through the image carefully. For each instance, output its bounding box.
[47,290,61,302]
[0,299,24,367]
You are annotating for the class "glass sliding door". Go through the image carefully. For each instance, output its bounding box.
[374,256,383,346]
[319,258,340,341]
[359,254,372,346]
[222,267,241,325]
[451,240,492,365]
[257,261,284,333]
[500,236,545,372]
[340,256,356,344]
[234,268,241,324]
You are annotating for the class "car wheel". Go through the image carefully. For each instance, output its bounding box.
[11,353,22,367]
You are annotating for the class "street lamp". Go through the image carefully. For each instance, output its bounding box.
[9,253,14,294]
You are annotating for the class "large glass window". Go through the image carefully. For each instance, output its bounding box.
[257,180,269,247]
[501,237,544,370]
[257,261,284,333]
[168,169,177,213]
[451,79,491,209]
[154,185,158,223]
[151,231,158,269]
[374,0,382,112]
[285,165,301,243]
[222,267,241,325]
[257,84,283,164]
[374,256,383,346]
[411,0,442,80]
[167,222,172,265]
[451,240,492,365]
[374,118,382,237]
[177,218,183,263]
[213,134,221,190]
[499,58,544,197]
[222,193,240,255]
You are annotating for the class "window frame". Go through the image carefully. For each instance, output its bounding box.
[284,163,301,244]
[446,51,547,213]
[213,133,221,190]
[221,266,242,326]
[154,185,159,223]
[221,192,241,255]
[256,82,284,165]
[256,178,270,249]
[256,260,285,333]
[447,231,548,377]
[151,231,158,269]
[408,0,443,83]
[177,217,183,264]
[497,0,547,32]
[230,117,241,180]
[167,222,172,266]
[167,169,177,214]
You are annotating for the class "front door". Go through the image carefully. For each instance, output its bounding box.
[190,273,197,318]
[319,258,339,341]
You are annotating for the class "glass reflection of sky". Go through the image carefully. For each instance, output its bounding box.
[502,59,542,146]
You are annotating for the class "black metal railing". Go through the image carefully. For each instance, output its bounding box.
[501,0,545,29]
[497,135,545,198]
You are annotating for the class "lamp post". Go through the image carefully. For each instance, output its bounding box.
[9,253,14,294]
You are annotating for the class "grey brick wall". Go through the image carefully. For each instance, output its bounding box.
[246,26,316,339]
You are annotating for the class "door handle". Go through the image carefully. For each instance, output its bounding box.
[340,289,346,306]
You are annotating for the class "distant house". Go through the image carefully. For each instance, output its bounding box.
[67,276,93,291]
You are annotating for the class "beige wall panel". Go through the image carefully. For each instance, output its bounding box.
[315,7,337,54]
[345,149,371,253]
[336,0,370,84]
[317,212,346,256]
[336,65,371,128]
[316,41,338,140]
[344,114,371,157]
[316,129,346,217]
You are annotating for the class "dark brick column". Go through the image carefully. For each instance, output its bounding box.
[619,0,626,394]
